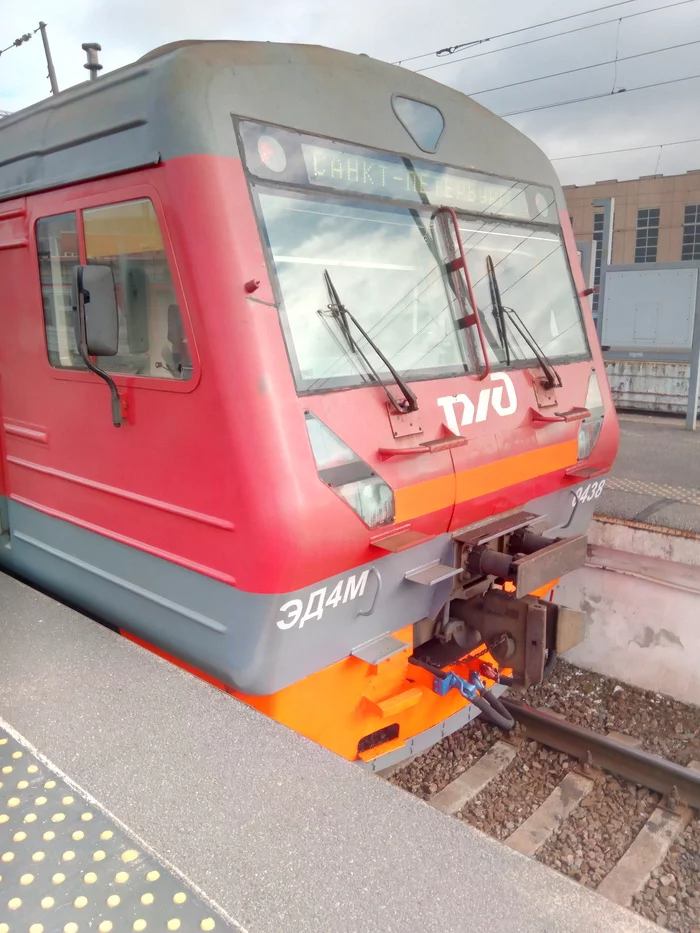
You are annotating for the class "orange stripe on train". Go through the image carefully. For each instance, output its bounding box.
[394,440,578,522]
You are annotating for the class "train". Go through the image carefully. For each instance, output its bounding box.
[0,39,618,769]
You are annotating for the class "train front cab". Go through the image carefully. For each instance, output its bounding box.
[0,41,619,770]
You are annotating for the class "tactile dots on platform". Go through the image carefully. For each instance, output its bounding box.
[12,751,22,759]
[1,727,230,933]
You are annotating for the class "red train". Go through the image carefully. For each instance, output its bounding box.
[0,40,618,768]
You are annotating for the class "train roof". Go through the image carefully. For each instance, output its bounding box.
[0,40,561,205]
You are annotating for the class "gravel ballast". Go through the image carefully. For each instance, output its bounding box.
[386,659,699,932]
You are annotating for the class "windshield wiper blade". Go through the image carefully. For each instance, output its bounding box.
[484,258,562,389]
[503,304,562,389]
[486,255,510,366]
[321,270,418,413]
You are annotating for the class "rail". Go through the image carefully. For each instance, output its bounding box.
[502,699,700,809]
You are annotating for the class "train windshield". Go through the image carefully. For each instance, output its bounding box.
[241,122,590,393]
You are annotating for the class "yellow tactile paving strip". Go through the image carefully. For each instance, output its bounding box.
[606,477,700,506]
[0,728,227,933]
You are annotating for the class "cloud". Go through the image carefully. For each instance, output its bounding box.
[1,0,698,184]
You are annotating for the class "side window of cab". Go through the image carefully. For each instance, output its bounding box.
[37,199,192,380]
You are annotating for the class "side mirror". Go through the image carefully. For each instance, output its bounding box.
[72,264,119,356]
[72,265,123,427]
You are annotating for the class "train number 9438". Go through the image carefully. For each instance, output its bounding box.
[575,479,606,504]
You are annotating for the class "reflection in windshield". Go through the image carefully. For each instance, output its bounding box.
[259,192,467,389]
[457,220,588,367]
[257,190,589,392]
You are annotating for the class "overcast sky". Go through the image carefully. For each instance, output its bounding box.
[1,0,699,186]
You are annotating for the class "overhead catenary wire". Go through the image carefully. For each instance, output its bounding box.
[465,37,700,96]
[500,71,700,116]
[549,136,700,160]
[411,0,698,73]
[393,0,647,64]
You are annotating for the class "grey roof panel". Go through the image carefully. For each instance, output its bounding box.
[0,41,562,204]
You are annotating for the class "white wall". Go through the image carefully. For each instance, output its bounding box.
[555,518,700,706]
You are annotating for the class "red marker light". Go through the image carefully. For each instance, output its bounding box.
[258,135,286,173]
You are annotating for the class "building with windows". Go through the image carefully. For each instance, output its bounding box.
[564,170,700,310]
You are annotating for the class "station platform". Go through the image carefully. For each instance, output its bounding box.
[597,412,700,534]
[0,571,659,933]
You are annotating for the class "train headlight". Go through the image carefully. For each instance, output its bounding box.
[305,413,395,529]
[577,371,605,461]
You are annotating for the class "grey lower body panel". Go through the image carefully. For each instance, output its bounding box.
[0,481,601,697]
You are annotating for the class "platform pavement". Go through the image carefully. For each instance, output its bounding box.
[0,572,662,933]
[596,412,700,534]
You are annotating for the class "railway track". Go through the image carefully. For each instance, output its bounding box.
[384,699,700,930]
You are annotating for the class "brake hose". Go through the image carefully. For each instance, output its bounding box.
[471,690,515,730]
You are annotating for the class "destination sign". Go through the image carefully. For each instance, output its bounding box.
[238,120,557,224]
[301,144,553,221]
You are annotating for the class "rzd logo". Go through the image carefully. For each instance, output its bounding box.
[437,373,517,435]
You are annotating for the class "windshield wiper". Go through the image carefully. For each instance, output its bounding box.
[485,257,562,389]
[320,270,418,413]
[486,255,510,367]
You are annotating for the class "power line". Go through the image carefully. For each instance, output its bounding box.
[500,71,700,116]
[413,0,697,73]
[394,0,645,64]
[549,136,700,160]
[467,37,700,96]
[0,26,39,57]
